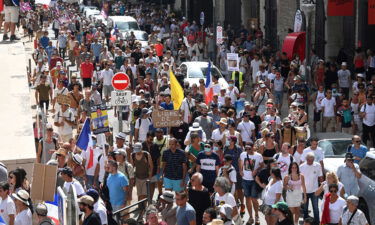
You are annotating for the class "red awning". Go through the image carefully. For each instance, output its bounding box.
[281,32,306,62]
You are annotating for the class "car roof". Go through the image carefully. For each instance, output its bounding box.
[365,151,375,159]
[109,16,137,22]
[314,132,353,140]
[181,61,214,67]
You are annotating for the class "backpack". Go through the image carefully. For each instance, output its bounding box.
[131,151,149,164]
[137,117,154,132]
[39,137,58,152]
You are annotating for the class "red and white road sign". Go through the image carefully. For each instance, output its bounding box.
[111,72,130,90]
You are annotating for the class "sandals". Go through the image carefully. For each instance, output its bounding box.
[255,215,260,225]
[246,217,254,225]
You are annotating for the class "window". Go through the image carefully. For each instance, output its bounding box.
[319,140,351,157]
[188,66,223,79]
[116,21,140,31]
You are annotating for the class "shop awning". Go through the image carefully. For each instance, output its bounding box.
[281,32,306,62]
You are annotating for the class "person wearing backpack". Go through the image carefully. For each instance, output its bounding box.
[218,154,237,195]
[274,143,295,179]
[131,143,153,202]
[134,108,153,143]
[37,124,59,164]
[35,203,55,225]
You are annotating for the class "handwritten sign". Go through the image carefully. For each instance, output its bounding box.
[30,163,57,201]
[56,94,71,105]
[152,110,182,128]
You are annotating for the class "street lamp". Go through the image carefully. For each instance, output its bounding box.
[301,3,315,89]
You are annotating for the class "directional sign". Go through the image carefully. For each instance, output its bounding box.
[216,26,223,44]
[111,72,130,90]
[111,90,132,106]
[200,12,204,26]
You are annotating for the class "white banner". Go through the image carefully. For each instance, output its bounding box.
[35,0,51,5]
[294,10,303,32]
[227,53,239,71]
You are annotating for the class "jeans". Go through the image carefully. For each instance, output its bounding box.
[303,193,319,225]
[86,175,95,189]
[59,47,66,59]
[362,123,375,147]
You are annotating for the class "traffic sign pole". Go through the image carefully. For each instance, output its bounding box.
[111,73,130,133]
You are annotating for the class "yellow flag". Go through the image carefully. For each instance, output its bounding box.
[169,70,184,110]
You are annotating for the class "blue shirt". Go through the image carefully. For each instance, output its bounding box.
[58,35,67,48]
[160,102,174,110]
[91,43,102,57]
[107,172,129,207]
[196,151,220,184]
[348,144,368,163]
[235,99,245,115]
[45,46,56,61]
[40,36,50,49]
[176,203,196,225]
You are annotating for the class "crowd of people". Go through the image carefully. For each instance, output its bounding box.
[1,0,375,225]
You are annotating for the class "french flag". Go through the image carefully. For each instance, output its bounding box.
[45,194,60,225]
[76,118,94,169]
[205,61,213,104]
[0,215,6,225]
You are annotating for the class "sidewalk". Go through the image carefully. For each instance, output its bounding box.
[0,33,36,178]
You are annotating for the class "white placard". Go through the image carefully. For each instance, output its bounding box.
[227,53,239,71]
[294,10,303,32]
[111,91,131,106]
[216,26,223,45]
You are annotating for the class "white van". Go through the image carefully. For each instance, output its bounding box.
[107,16,140,32]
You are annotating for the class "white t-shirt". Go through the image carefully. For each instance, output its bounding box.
[293,151,303,165]
[214,192,236,208]
[64,179,85,196]
[237,121,255,143]
[14,209,32,225]
[181,98,195,123]
[239,152,263,181]
[101,69,114,86]
[94,200,108,225]
[264,115,281,126]
[300,162,323,193]
[321,97,336,117]
[251,59,262,81]
[54,108,75,136]
[274,153,294,178]
[360,104,375,126]
[211,128,227,142]
[81,146,103,176]
[226,87,239,104]
[218,165,237,195]
[135,118,153,142]
[268,73,276,81]
[301,147,325,163]
[321,197,346,224]
[98,153,108,183]
[0,196,16,225]
[256,70,269,82]
[264,180,283,205]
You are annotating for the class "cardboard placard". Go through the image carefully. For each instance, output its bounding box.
[31,163,57,201]
[56,94,71,105]
[152,110,182,128]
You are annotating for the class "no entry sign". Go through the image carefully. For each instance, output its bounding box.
[112,72,130,90]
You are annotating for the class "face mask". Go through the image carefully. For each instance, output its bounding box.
[239,98,245,101]
[204,147,211,152]
[229,84,233,87]
[96,67,100,70]
[226,140,230,146]
[213,146,219,151]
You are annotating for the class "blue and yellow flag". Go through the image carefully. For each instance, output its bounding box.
[169,70,184,110]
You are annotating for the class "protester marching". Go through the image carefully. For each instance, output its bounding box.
[0,0,375,225]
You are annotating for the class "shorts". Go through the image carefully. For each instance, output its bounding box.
[286,189,303,207]
[274,91,283,105]
[4,6,19,23]
[313,110,321,122]
[242,179,258,198]
[135,178,148,196]
[82,78,92,88]
[103,85,113,97]
[163,177,183,192]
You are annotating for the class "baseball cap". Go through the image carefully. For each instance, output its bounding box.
[133,142,142,153]
[272,201,289,212]
[78,195,94,206]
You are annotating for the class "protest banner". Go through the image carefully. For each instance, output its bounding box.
[30,163,57,201]
[90,105,109,134]
[227,53,239,71]
[152,110,182,128]
[56,94,71,105]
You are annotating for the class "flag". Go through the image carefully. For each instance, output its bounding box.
[45,194,60,225]
[0,215,6,225]
[327,0,354,16]
[205,62,214,105]
[369,0,375,25]
[101,9,108,19]
[170,70,184,110]
[76,118,94,169]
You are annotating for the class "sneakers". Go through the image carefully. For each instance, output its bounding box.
[240,204,246,215]
[3,34,9,41]
[10,35,20,41]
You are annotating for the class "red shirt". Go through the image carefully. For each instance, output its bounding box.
[80,62,94,79]
[154,43,164,57]
[49,57,63,70]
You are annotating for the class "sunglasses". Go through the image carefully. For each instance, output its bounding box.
[329,189,338,193]
[355,140,361,143]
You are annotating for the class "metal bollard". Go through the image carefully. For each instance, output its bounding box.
[146,180,152,205]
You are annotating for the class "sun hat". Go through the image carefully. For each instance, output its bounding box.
[12,190,30,205]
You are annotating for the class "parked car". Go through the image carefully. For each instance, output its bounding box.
[307,132,354,173]
[358,150,375,225]
[179,61,228,89]
[124,30,149,50]
[85,9,100,19]
[81,5,98,14]
[108,16,140,32]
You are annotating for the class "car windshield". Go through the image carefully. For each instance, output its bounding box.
[188,66,222,78]
[116,21,139,31]
[319,140,352,157]
[360,156,375,180]
[134,32,148,41]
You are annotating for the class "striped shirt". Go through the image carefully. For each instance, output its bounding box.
[162,149,186,180]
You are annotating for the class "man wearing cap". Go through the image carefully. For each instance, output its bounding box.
[86,189,107,225]
[78,195,102,225]
[342,195,369,225]
[211,118,228,142]
[337,152,362,196]
[338,62,351,98]
[61,167,85,196]
[158,191,177,225]
[36,203,55,225]
[135,108,153,143]
[131,143,153,201]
